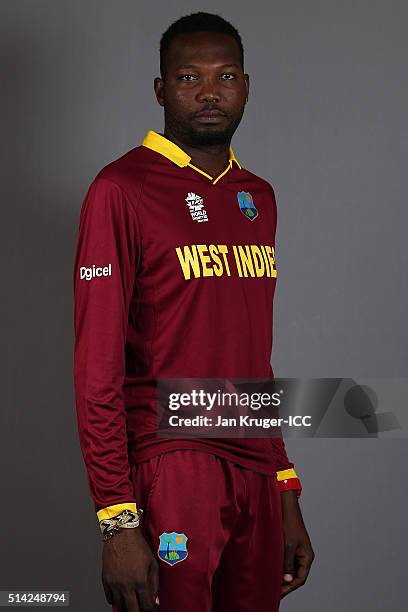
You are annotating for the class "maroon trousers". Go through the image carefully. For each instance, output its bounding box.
[112,449,284,612]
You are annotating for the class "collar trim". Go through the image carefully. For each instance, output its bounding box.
[141,130,242,179]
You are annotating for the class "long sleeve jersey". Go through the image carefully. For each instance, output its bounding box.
[73,130,300,520]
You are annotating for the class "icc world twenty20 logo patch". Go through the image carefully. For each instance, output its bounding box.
[157,532,188,566]
[237,191,258,221]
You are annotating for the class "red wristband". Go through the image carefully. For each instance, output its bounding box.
[276,468,302,497]
[277,477,302,497]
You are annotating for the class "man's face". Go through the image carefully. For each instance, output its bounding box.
[154,31,249,147]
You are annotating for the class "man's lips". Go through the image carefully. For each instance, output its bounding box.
[193,109,226,123]
[194,108,226,117]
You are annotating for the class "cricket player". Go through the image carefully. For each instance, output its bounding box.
[73,11,314,612]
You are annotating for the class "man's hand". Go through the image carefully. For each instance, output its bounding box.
[102,526,159,612]
[280,490,315,599]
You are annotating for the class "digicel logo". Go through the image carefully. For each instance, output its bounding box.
[80,264,112,281]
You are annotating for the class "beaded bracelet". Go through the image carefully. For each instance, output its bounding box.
[100,508,144,541]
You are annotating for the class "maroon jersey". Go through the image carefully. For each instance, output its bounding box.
[73,130,298,517]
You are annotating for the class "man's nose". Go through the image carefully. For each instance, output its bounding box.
[196,76,221,103]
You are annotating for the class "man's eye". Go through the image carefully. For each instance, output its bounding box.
[221,73,236,80]
[179,74,198,81]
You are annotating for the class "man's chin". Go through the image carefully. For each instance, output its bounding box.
[188,127,231,147]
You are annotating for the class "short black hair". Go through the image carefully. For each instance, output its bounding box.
[159,11,244,78]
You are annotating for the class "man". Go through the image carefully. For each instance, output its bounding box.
[73,11,314,612]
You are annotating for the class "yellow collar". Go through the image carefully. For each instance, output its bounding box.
[142,130,242,185]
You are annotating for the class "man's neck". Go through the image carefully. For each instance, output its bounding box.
[163,128,231,178]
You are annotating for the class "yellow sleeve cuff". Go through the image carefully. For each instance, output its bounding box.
[96,502,137,522]
[276,468,298,481]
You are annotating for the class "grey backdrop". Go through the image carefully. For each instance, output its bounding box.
[1,1,407,610]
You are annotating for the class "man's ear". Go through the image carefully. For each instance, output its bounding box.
[244,73,250,101]
[154,76,164,107]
